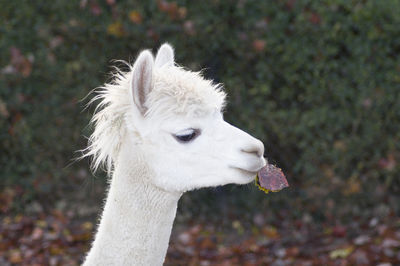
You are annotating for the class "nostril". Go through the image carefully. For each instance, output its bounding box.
[241,142,264,158]
[243,149,262,157]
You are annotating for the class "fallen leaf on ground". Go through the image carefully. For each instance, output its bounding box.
[329,246,354,259]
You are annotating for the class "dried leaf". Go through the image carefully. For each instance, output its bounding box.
[50,245,64,255]
[31,227,44,240]
[8,249,22,263]
[232,220,244,235]
[157,0,180,19]
[255,164,289,194]
[378,154,396,171]
[262,225,279,239]
[329,246,354,259]
[199,237,216,249]
[354,235,371,245]
[343,176,361,195]
[332,225,347,237]
[35,220,47,228]
[90,2,102,16]
[157,0,170,12]
[107,22,125,37]
[309,12,321,25]
[178,7,187,19]
[252,40,266,53]
[129,10,142,24]
[0,99,9,118]
[9,47,32,77]
[381,238,400,248]
[106,0,115,6]
[81,221,93,231]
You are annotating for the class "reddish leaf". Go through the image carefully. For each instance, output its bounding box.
[129,11,142,24]
[332,225,347,237]
[256,164,289,192]
[9,47,32,77]
[252,40,266,53]
[286,0,297,10]
[106,0,115,6]
[378,154,396,171]
[309,12,321,25]
[90,2,102,16]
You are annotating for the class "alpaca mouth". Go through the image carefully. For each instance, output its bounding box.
[230,159,266,174]
[231,167,258,182]
[238,168,256,175]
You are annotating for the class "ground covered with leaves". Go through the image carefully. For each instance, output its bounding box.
[1,195,399,266]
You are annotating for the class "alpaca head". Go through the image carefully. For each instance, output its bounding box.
[85,43,266,193]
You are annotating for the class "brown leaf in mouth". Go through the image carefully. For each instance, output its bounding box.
[255,164,289,194]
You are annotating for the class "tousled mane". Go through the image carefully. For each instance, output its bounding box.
[81,64,132,175]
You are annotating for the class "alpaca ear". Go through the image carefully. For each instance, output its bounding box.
[131,50,154,115]
[155,43,174,68]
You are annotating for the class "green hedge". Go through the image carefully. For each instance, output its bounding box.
[1,0,399,215]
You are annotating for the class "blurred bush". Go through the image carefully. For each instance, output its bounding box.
[1,0,399,216]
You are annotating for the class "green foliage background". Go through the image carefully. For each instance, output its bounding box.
[1,0,399,218]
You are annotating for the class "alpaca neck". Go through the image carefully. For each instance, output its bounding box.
[83,144,181,266]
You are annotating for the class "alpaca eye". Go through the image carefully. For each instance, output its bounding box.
[174,129,200,143]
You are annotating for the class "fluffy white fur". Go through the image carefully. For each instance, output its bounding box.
[82,43,266,265]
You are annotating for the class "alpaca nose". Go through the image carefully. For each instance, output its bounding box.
[241,139,264,158]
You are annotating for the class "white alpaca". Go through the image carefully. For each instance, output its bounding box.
[82,43,266,265]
